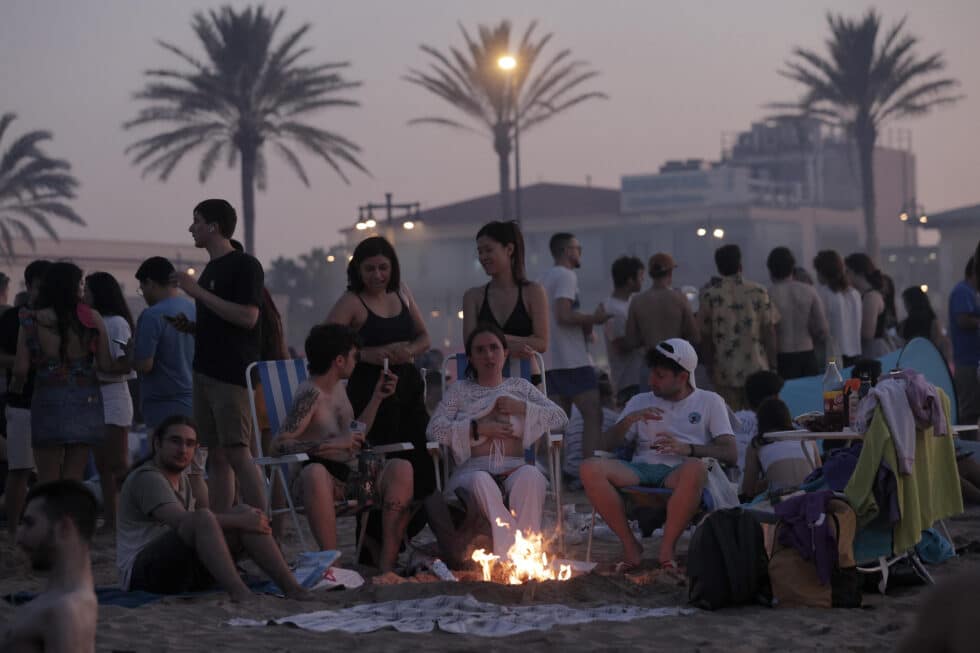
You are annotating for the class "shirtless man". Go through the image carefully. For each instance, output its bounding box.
[271,323,413,572]
[3,481,98,653]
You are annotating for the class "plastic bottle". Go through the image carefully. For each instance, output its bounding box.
[822,360,845,431]
[429,558,458,582]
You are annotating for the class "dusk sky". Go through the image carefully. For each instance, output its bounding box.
[3,0,978,265]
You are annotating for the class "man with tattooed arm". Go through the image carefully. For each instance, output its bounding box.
[270,324,414,572]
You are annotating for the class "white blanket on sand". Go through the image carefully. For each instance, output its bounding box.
[228,594,695,636]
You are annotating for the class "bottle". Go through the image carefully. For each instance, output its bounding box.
[428,558,458,582]
[822,360,845,431]
[845,379,861,430]
[858,372,872,399]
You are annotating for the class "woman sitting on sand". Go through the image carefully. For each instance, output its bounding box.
[740,398,821,498]
[427,323,567,559]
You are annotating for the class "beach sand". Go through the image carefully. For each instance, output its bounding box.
[2,490,978,652]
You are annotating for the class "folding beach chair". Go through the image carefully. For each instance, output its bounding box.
[430,352,566,551]
[583,447,717,562]
[246,358,416,558]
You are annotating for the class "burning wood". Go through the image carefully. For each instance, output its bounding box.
[471,520,572,584]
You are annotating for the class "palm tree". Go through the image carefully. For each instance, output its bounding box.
[405,20,607,220]
[0,113,83,256]
[124,5,367,254]
[771,10,960,260]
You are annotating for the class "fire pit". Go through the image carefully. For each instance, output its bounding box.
[470,519,572,584]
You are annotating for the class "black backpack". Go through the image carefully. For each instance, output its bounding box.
[687,508,772,610]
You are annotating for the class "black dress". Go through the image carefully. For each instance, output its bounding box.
[347,293,435,558]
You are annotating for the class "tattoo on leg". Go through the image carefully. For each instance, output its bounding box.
[280,386,320,434]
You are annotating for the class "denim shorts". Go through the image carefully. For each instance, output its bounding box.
[624,462,677,488]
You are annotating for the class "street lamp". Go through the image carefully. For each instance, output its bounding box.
[498,54,521,224]
[355,193,421,242]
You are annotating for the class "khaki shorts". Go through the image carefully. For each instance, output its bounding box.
[6,406,34,471]
[193,373,254,449]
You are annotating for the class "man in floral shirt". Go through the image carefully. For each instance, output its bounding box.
[697,244,778,410]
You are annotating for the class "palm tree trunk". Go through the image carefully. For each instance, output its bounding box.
[240,143,257,255]
[494,122,512,221]
[854,119,879,261]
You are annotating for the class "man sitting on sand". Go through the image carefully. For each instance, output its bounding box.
[580,339,736,574]
[270,324,414,572]
[3,480,98,653]
[116,415,311,600]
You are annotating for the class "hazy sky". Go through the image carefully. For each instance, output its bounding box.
[2,0,978,265]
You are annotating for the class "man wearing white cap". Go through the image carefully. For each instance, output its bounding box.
[580,338,735,574]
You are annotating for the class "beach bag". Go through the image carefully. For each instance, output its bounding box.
[687,508,772,610]
[769,498,861,608]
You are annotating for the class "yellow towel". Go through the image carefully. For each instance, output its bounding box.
[844,389,963,553]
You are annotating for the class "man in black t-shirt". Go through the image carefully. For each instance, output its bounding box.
[0,260,51,533]
[172,199,266,513]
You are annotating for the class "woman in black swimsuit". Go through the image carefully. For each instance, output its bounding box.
[462,221,549,383]
[326,237,435,559]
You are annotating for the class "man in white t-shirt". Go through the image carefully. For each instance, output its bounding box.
[580,338,736,571]
[539,233,610,460]
[604,256,646,405]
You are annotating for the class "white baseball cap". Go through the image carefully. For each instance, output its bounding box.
[653,338,698,389]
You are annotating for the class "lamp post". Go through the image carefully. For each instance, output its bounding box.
[498,54,521,225]
[354,192,421,242]
[898,200,927,248]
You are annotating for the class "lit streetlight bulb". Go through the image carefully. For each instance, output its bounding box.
[920,284,929,293]
[186,267,196,276]
[696,227,707,237]
[403,221,415,230]
[365,218,377,228]
[355,222,367,231]
[918,215,928,224]
[457,310,464,320]
[326,255,335,262]
[899,212,909,222]
[497,55,517,71]
[712,228,725,239]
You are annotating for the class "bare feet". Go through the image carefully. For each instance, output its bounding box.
[622,536,643,568]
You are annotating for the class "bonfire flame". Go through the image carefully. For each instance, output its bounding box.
[471,519,572,584]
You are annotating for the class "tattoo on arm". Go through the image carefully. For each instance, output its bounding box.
[280,386,319,435]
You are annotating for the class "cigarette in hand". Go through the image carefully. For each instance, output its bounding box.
[383,357,389,374]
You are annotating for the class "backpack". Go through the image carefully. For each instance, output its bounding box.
[687,508,772,610]
[768,498,862,608]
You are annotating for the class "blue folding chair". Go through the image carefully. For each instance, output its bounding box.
[433,352,566,551]
[246,358,313,551]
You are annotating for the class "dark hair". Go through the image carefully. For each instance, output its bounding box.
[135,256,176,286]
[24,480,98,543]
[644,347,685,375]
[347,236,401,293]
[611,256,644,288]
[85,272,134,330]
[549,232,575,259]
[766,247,795,281]
[193,199,237,238]
[0,272,9,293]
[230,239,244,252]
[125,414,198,478]
[850,358,882,384]
[754,398,793,446]
[36,262,88,362]
[259,288,288,360]
[463,322,508,379]
[844,253,883,290]
[744,370,785,411]
[966,256,975,280]
[900,286,936,341]
[813,250,849,292]
[714,244,741,276]
[305,323,360,375]
[476,221,528,284]
[24,259,51,287]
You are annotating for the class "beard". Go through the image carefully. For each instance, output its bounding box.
[158,458,190,474]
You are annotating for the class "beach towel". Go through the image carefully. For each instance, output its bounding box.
[228,594,695,636]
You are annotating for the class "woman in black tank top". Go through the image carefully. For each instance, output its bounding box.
[462,221,549,382]
[326,237,435,558]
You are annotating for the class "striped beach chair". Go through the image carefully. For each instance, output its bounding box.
[246,358,312,551]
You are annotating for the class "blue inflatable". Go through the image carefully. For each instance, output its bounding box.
[779,338,958,421]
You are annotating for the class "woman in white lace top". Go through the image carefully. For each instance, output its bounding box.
[427,324,567,557]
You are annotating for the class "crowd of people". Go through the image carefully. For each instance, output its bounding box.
[2,196,979,650]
